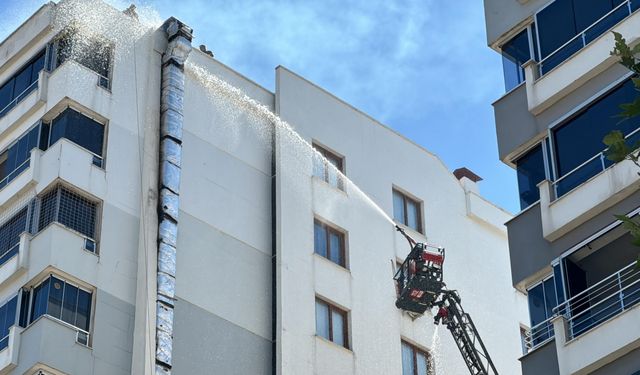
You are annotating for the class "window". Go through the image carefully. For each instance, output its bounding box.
[501,28,531,91]
[315,298,349,349]
[314,219,346,267]
[52,30,113,89]
[0,207,28,266]
[527,276,557,346]
[26,275,92,335]
[0,295,17,351]
[0,124,45,189]
[401,340,431,375]
[536,0,634,73]
[393,189,422,233]
[36,185,99,250]
[553,78,639,196]
[0,49,45,117]
[515,144,546,209]
[313,144,344,190]
[45,108,106,167]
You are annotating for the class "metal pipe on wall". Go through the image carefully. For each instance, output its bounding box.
[156,18,192,375]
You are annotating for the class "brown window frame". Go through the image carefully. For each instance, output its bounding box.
[393,189,423,234]
[313,219,347,268]
[312,143,345,190]
[401,340,432,375]
[316,298,350,349]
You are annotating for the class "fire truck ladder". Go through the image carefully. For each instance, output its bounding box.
[435,290,498,375]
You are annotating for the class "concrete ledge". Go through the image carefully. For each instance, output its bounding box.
[539,159,640,241]
[554,305,640,374]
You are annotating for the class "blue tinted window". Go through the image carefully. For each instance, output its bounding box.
[553,79,638,177]
[49,108,105,157]
[30,278,50,323]
[516,144,545,209]
[47,277,64,319]
[0,296,17,350]
[314,221,327,258]
[0,49,45,118]
[76,288,91,331]
[501,29,530,91]
[537,0,576,58]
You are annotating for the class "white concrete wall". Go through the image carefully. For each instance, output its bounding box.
[275,66,528,375]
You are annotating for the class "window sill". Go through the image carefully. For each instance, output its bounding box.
[314,335,353,354]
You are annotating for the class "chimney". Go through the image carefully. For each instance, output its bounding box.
[453,167,482,194]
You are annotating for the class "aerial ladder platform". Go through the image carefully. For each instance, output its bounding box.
[393,226,498,375]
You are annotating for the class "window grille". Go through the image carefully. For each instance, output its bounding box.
[0,193,35,267]
[35,185,98,242]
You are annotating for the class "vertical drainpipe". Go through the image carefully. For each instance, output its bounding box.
[156,18,192,375]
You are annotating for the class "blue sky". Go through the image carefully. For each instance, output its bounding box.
[0,0,519,213]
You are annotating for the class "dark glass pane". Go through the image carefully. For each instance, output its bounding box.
[0,207,27,262]
[516,144,545,209]
[5,296,17,334]
[555,156,602,197]
[0,304,7,339]
[540,38,583,74]
[393,191,405,224]
[50,108,104,156]
[27,126,40,156]
[501,29,530,91]
[30,51,46,82]
[12,65,33,100]
[61,283,78,325]
[31,278,50,323]
[528,283,548,344]
[537,0,577,58]
[553,264,566,306]
[573,0,616,31]
[331,309,345,347]
[401,343,415,375]
[39,122,50,151]
[19,290,29,327]
[329,231,343,266]
[0,80,14,115]
[76,289,91,331]
[48,277,64,319]
[314,222,327,258]
[315,300,329,340]
[543,277,558,316]
[554,79,637,177]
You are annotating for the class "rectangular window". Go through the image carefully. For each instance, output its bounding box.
[46,107,106,166]
[527,276,557,346]
[0,207,28,266]
[314,219,346,267]
[28,275,92,333]
[53,30,113,89]
[501,28,531,91]
[0,295,17,351]
[315,298,349,349]
[393,189,422,233]
[401,340,431,375]
[36,185,99,246]
[313,143,344,190]
[0,49,46,118]
[515,144,546,209]
[0,124,44,189]
[553,78,639,196]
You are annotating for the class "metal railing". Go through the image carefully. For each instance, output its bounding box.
[552,126,640,199]
[0,80,39,118]
[553,261,640,340]
[538,0,639,76]
[522,316,555,354]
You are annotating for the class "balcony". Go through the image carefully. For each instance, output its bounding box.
[551,262,640,374]
[0,326,22,375]
[524,1,640,114]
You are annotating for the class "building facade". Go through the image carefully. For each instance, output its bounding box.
[484,0,640,374]
[0,1,526,374]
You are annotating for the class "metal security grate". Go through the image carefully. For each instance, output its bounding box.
[35,185,98,240]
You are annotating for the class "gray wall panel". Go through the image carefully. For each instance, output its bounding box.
[172,298,272,375]
[508,190,640,286]
[520,339,560,375]
[590,346,640,375]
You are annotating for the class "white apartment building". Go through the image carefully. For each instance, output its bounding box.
[485,0,640,374]
[0,1,526,374]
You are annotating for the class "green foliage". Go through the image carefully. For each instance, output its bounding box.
[608,32,640,268]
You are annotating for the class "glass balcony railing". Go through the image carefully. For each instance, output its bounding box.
[538,0,640,76]
[552,126,640,199]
